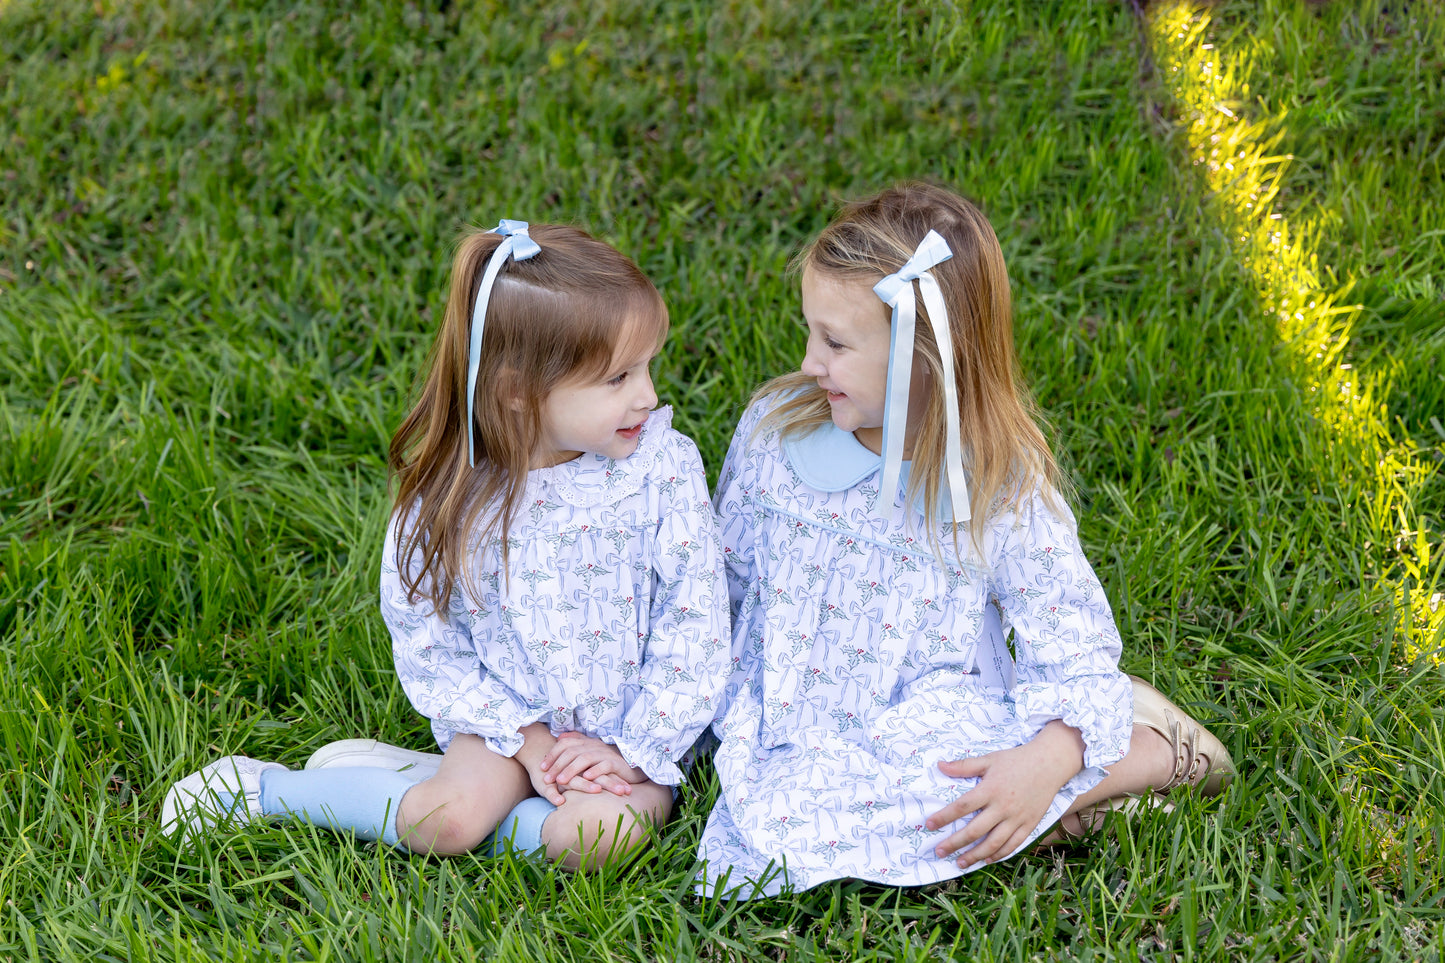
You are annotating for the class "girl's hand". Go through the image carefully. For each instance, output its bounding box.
[926,720,1085,868]
[539,732,647,797]
[514,722,581,804]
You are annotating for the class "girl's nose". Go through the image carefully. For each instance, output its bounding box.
[800,348,825,379]
[637,369,659,411]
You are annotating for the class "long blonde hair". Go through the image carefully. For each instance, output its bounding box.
[390,224,668,611]
[759,182,1065,541]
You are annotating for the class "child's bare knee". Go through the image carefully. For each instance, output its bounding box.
[544,794,668,870]
[549,820,646,871]
[396,780,493,855]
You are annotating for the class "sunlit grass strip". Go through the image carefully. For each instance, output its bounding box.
[1147,2,1443,664]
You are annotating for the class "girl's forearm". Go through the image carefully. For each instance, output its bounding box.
[512,722,556,774]
[1027,719,1087,786]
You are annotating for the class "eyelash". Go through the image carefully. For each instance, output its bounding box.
[608,371,628,386]
[823,336,845,351]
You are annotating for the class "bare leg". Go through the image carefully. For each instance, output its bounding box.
[1045,721,1223,841]
[395,734,532,855]
[542,780,674,871]
[1040,724,1170,837]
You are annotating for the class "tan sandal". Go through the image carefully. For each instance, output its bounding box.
[1130,675,1236,796]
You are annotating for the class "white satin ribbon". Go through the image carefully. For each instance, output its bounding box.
[871,229,971,524]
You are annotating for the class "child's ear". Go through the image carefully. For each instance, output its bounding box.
[495,368,526,411]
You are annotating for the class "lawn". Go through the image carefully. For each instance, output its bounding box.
[1,0,1443,959]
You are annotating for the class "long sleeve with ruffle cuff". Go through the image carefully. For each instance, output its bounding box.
[381,518,539,755]
[609,447,731,787]
[987,486,1133,771]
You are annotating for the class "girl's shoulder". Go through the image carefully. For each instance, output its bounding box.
[539,405,701,509]
[729,384,811,448]
[977,476,1080,552]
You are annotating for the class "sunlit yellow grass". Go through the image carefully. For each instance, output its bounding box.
[1148,3,1443,664]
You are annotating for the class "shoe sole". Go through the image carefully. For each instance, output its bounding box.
[303,739,443,780]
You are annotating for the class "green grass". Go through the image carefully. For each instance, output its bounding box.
[2,0,1443,958]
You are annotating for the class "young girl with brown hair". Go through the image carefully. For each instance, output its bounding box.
[163,221,730,869]
[698,184,1234,895]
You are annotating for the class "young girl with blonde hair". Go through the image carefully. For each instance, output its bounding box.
[699,184,1234,895]
[163,221,730,869]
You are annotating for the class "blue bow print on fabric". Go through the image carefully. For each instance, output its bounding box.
[872,229,971,524]
[466,219,542,466]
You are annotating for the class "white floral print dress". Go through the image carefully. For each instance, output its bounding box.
[696,394,1133,895]
[382,407,730,787]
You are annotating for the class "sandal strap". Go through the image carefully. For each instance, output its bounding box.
[1155,709,1208,794]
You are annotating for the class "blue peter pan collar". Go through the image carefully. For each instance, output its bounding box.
[781,420,881,492]
[781,420,959,520]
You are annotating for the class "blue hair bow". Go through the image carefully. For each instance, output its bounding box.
[465,219,542,466]
[872,229,970,524]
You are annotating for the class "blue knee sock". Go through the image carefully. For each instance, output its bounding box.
[484,796,555,857]
[259,767,414,847]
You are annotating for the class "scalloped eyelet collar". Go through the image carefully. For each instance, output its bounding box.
[531,406,674,508]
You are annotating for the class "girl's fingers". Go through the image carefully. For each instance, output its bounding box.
[956,822,1007,868]
[925,786,986,832]
[558,774,600,795]
[934,826,968,858]
[990,826,1032,864]
[939,805,999,860]
[540,745,572,773]
[925,797,969,831]
[555,761,590,785]
[540,741,570,771]
[597,774,632,796]
[541,732,589,772]
[938,755,990,779]
[556,753,607,786]
[549,746,586,775]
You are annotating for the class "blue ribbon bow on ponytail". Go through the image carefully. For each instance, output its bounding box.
[465,219,541,467]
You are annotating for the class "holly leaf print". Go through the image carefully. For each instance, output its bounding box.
[847,799,892,824]
[529,498,561,523]
[1039,603,1075,629]
[572,561,611,587]
[854,578,888,600]
[1028,545,1069,572]
[524,637,562,665]
[764,813,806,836]
[800,665,836,691]
[811,839,857,864]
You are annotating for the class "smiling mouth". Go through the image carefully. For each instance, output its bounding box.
[617,419,646,440]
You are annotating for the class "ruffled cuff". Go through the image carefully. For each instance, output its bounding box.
[609,733,686,787]
[428,719,536,760]
[482,731,526,760]
[1011,674,1133,770]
